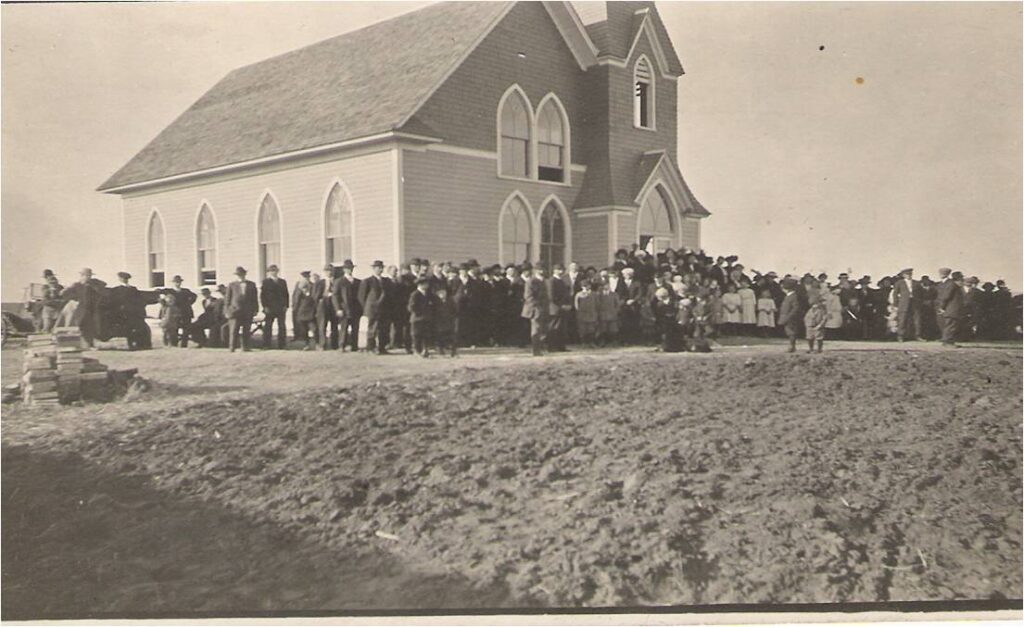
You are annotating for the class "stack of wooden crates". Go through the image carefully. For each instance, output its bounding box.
[22,328,111,405]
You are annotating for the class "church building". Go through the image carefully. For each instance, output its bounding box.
[99,0,709,287]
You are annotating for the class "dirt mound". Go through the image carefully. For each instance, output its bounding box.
[60,350,1021,608]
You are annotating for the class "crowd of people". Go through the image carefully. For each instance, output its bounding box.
[26,245,1023,356]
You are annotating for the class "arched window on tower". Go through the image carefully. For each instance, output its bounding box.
[196,204,217,285]
[258,194,282,279]
[634,56,655,129]
[147,212,166,288]
[499,90,531,178]
[538,202,566,271]
[638,186,674,254]
[537,99,567,182]
[324,183,352,265]
[500,195,532,265]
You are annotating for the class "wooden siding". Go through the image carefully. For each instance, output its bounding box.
[681,215,701,251]
[572,214,609,269]
[402,148,589,265]
[407,2,591,161]
[122,149,395,290]
[614,211,638,253]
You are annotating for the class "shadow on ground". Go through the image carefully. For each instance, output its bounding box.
[1,445,516,620]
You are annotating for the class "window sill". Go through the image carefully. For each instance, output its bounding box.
[497,173,573,187]
[634,124,658,133]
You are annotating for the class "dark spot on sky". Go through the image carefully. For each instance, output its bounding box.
[818,45,825,51]
[855,77,865,85]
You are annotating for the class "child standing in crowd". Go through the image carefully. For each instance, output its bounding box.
[597,280,620,346]
[721,284,742,335]
[292,271,317,350]
[738,279,757,335]
[824,285,844,340]
[804,294,829,353]
[574,281,599,347]
[434,288,456,357]
[777,279,802,353]
[756,289,777,337]
[676,294,693,338]
[407,277,434,358]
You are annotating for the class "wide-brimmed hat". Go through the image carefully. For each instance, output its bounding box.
[234,266,247,276]
[341,259,355,269]
[172,275,183,282]
[900,268,913,275]
[371,260,384,268]
[117,271,131,280]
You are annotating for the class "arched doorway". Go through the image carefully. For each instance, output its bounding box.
[638,186,675,255]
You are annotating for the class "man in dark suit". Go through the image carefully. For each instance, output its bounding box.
[960,276,981,341]
[260,264,289,349]
[521,264,549,357]
[547,263,573,352]
[167,275,197,348]
[387,264,413,354]
[777,278,802,353]
[620,267,644,344]
[452,264,477,349]
[358,260,388,354]
[225,266,259,352]
[891,268,922,342]
[331,260,361,352]
[935,268,964,347]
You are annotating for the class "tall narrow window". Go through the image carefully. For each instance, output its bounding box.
[500,196,532,265]
[634,56,654,129]
[538,202,566,271]
[537,99,566,183]
[196,204,217,285]
[499,90,531,178]
[324,183,353,265]
[147,212,166,288]
[258,194,282,278]
[638,187,674,254]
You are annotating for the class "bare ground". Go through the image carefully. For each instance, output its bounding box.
[2,342,1021,617]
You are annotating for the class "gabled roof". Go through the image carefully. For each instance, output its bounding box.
[99,1,512,192]
[635,150,709,217]
[570,1,682,75]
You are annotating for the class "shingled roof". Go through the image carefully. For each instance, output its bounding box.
[570,1,683,74]
[98,1,511,191]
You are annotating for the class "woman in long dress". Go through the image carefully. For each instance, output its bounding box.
[738,279,757,334]
[721,284,743,335]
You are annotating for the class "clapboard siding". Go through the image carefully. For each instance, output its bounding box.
[572,214,609,269]
[122,150,395,289]
[402,149,584,264]
[614,212,638,253]
[680,216,700,251]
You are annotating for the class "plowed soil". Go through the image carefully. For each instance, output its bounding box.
[3,347,1022,617]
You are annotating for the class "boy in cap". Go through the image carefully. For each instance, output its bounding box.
[804,294,828,353]
[314,264,339,350]
[407,276,435,357]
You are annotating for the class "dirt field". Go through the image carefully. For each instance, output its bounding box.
[2,342,1021,617]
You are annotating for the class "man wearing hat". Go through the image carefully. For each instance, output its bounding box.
[313,264,340,350]
[110,271,147,350]
[332,260,361,351]
[891,268,922,342]
[167,275,197,348]
[777,278,802,352]
[521,263,549,356]
[38,271,65,333]
[960,276,982,341]
[260,264,289,349]
[224,266,259,352]
[935,269,964,346]
[358,260,389,354]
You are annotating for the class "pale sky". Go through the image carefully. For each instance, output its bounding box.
[2,1,1021,301]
